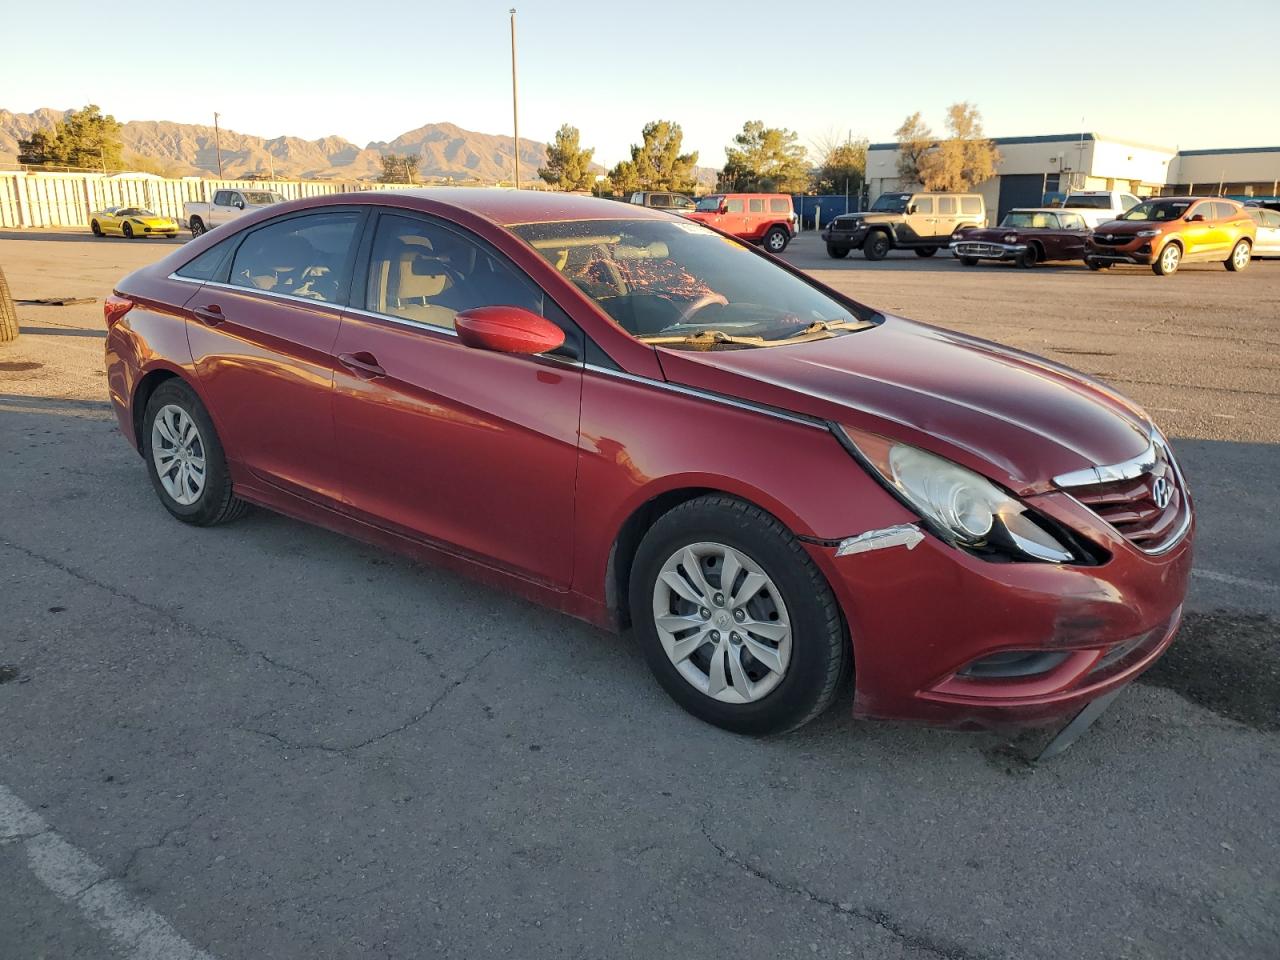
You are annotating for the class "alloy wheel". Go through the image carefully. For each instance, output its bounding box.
[150,404,207,506]
[651,541,792,704]
[1161,245,1180,274]
[1232,241,1250,271]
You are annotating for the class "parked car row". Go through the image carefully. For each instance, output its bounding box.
[820,191,1269,277]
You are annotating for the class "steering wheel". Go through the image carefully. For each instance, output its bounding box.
[676,292,729,326]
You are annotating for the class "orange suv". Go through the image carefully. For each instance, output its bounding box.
[1085,197,1256,276]
[686,193,796,253]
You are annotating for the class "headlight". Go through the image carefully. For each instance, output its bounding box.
[1003,234,1019,243]
[1135,229,1159,237]
[838,427,1078,563]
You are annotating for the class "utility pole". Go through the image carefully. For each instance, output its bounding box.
[509,8,520,189]
[213,112,224,179]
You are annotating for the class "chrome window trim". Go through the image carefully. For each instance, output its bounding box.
[167,274,348,311]
[343,304,461,339]
[582,363,826,430]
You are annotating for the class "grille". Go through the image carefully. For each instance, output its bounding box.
[1091,233,1132,247]
[955,242,1004,256]
[1067,447,1188,553]
[831,218,863,231]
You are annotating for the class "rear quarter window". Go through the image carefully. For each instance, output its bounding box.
[174,240,235,281]
[961,196,982,214]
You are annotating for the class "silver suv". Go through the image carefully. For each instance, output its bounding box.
[822,191,986,260]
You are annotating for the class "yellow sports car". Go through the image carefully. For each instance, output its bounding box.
[90,207,180,239]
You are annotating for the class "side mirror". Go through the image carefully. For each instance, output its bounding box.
[907,204,917,214]
[234,200,245,209]
[717,204,728,215]
[455,306,565,356]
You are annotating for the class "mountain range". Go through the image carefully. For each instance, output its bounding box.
[0,108,562,182]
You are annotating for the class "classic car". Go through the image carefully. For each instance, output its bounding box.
[90,207,180,239]
[951,209,1091,267]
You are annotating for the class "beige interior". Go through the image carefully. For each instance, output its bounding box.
[373,243,457,329]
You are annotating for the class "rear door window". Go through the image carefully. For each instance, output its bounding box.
[938,197,957,215]
[228,211,361,304]
[748,198,764,213]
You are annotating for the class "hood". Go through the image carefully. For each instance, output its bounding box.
[655,317,1153,495]
[955,226,1015,241]
[835,212,893,222]
[1092,219,1154,234]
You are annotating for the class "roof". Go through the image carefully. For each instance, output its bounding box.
[1177,145,1280,157]
[868,132,1177,153]
[361,188,669,225]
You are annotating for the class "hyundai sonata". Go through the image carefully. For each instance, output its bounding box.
[104,191,1192,741]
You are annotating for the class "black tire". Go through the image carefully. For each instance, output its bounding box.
[189,217,206,238]
[1086,258,1108,271]
[122,222,134,239]
[142,379,248,526]
[1152,242,1181,276]
[91,220,103,237]
[914,246,938,257]
[763,226,790,254]
[1224,238,1251,272]
[0,265,18,343]
[960,256,979,266]
[629,495,849,736]
[826,243,849,259]
[862,231,892,261]
[1015,246,1037,269]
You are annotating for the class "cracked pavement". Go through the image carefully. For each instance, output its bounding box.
[1,231,1278,959]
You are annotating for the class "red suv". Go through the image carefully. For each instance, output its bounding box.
[686,193,795,252]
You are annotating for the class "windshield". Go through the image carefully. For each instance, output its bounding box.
[242,191,283,205]
[117,208,156,218]
[1064,195,1111,209]
[512,218,875,349]
[1001,212,1059,229]
[1119,199,1191,222]
[870,194,909,213]
[693,195,723,212]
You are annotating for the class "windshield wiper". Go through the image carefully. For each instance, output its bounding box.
[638,329,770,349]
[803,318,876,334]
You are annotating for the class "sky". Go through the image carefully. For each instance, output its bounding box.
[4,0,1279,168]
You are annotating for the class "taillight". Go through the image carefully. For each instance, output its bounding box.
[104,294,134,328]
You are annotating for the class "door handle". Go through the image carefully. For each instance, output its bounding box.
[338,351,386,380]
[192,304,224,325]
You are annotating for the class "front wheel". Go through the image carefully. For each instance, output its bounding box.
[1015,246,1037,269]
[959,256,979,266]
[914,246,937,258]
[826,243,849,259]
[143,379,248,526]
[1225,239,1251,272]
[630,495,849,735]
[862,231,892,261]
[763,226,789,253]
[1153,243,1181,276]
[1086,258,1109,271]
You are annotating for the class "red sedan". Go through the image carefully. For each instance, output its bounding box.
[104,191,1192,742]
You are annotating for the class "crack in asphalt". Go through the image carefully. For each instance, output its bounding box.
[1,537,326,690]
[698,821,995,960]
[239,642,510,755]
[116,815,201,885]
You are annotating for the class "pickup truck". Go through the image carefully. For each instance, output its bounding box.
[1060,190,1142,228]
[184,189,285,236]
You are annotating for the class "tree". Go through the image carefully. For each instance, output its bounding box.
[809,132,868,197]
[619,120,698,193]
[894,104,1000,192]
[917,102,1000,192]
[894,112,934,187]
[719,121,810,193]
[379,154,419,184]
[538,124,595,191]
[17,104,123,170]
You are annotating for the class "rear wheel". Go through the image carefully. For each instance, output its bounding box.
[1153,242,1181,276]
[826,244,849,259]
[1225,239,1251,272]
[914,246,937,257]
[763,226,789,254]
[0,266,18,343]
[189,217,206,237]
[630,495,848,735]
[863,231,892,261]
[122,222,134,239]
[91,220,103,237]
[142,379,248,526]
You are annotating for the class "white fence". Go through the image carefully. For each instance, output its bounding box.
[0,172,420,229]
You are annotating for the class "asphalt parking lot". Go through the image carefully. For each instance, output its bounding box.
[1,228,1277,960]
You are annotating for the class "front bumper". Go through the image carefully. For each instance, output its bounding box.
[822,226,868,246]
[1086,239,1157,265]
[807,490,1193,729]
[953,240,1026,261]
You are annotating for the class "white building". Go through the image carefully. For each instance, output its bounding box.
[866,133,1280,221]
